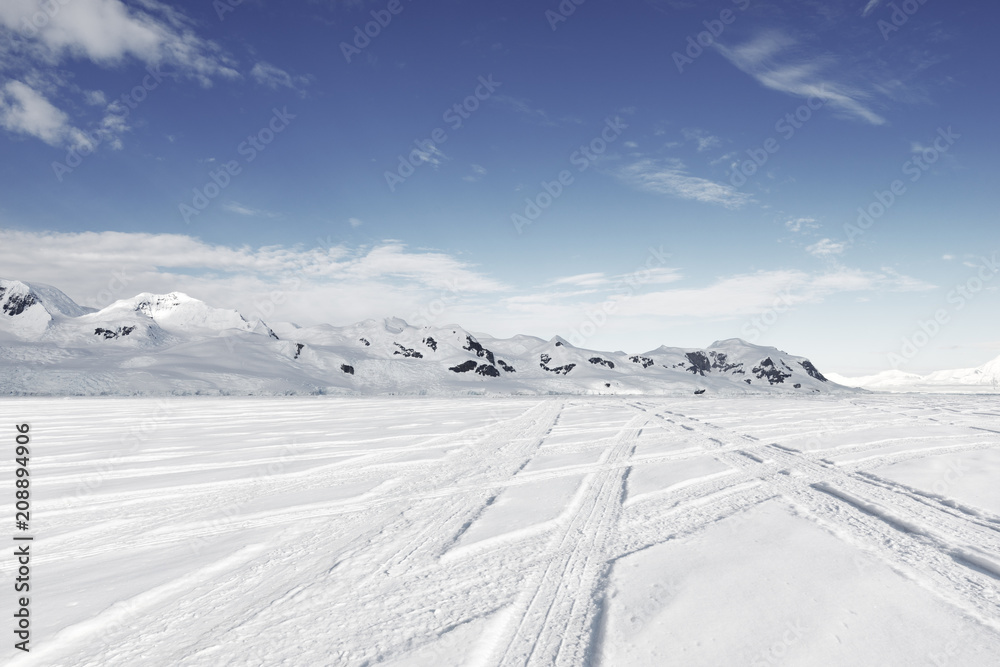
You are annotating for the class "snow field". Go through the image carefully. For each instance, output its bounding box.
[1,394,999,666]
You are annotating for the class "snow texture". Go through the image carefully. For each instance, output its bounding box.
[2,394,1000,666]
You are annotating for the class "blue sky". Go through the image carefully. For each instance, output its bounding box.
[0,0,997,374]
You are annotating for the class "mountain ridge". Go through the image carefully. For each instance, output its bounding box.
[0,278,855,396]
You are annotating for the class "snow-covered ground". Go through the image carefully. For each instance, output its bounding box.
[3,395,1000,666]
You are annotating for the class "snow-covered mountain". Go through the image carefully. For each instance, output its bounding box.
[0,279,852,396]
[829,356,1000,393]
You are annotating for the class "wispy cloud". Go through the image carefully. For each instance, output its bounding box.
[785,217,820,233]
[492,95,580,127]
[0,81,83,148]
[806,238,846,256]
[715,30,886,125]
[618,158,753,209]
[682,128,722,152]
[861,0,883,17]
[223,202,280,218]
[348,217,364,228]
[616,267,933,319]
[462,164,487,182]
[0,229,508,324]
[0,0,240,150]
[250,62,311,96]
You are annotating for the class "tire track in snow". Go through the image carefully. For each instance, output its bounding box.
[648,404,1000,632]
[489,413,646,667]
[196,400,567,666]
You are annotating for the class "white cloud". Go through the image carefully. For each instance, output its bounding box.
[616,267,933,319]
[551,273,609,287]
[785,217,819,233]
[715,31,886,125]
[83,90,107,106]
[0,229,934,352]
[861,0,883,17]
[0,0,240,149]
[806,238,845,256]
[0,229,509,326]
[250,62,310,94]
[0,0,238,79]
[0,80,76,146]
[942,254,954,261]
[462,163,487,182]
[414,143,446,168]
[348,217,364,228]
[682,128,722,152]
[618,158,752,209]
[223,202,279,218]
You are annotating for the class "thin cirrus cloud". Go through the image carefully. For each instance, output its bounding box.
[617,158,753,209]
[0,228,935,345]
[615,267,934,319]
[714,30,886,126]
[806,238,846,256]
[223,202,280,218]
[250,62,311,95]
[861,0,884,17]
[785,217,820,233]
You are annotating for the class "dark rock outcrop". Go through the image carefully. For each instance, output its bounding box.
[752,357,792,385]
[94,326,136,340]
[589,357,615,369]
[393,343,423,359]
[1,289,37,317]
[799,360,827,382]
[463,336,495,364]
[685,351,711,376]
[629,356,654,369]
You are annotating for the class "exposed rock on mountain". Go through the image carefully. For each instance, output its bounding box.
[0,278,852,396]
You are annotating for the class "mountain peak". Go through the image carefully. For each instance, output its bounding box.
[0,279,91,338]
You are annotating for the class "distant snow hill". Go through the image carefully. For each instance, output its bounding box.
[0,278,852,396]
[828,357,1000,394]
